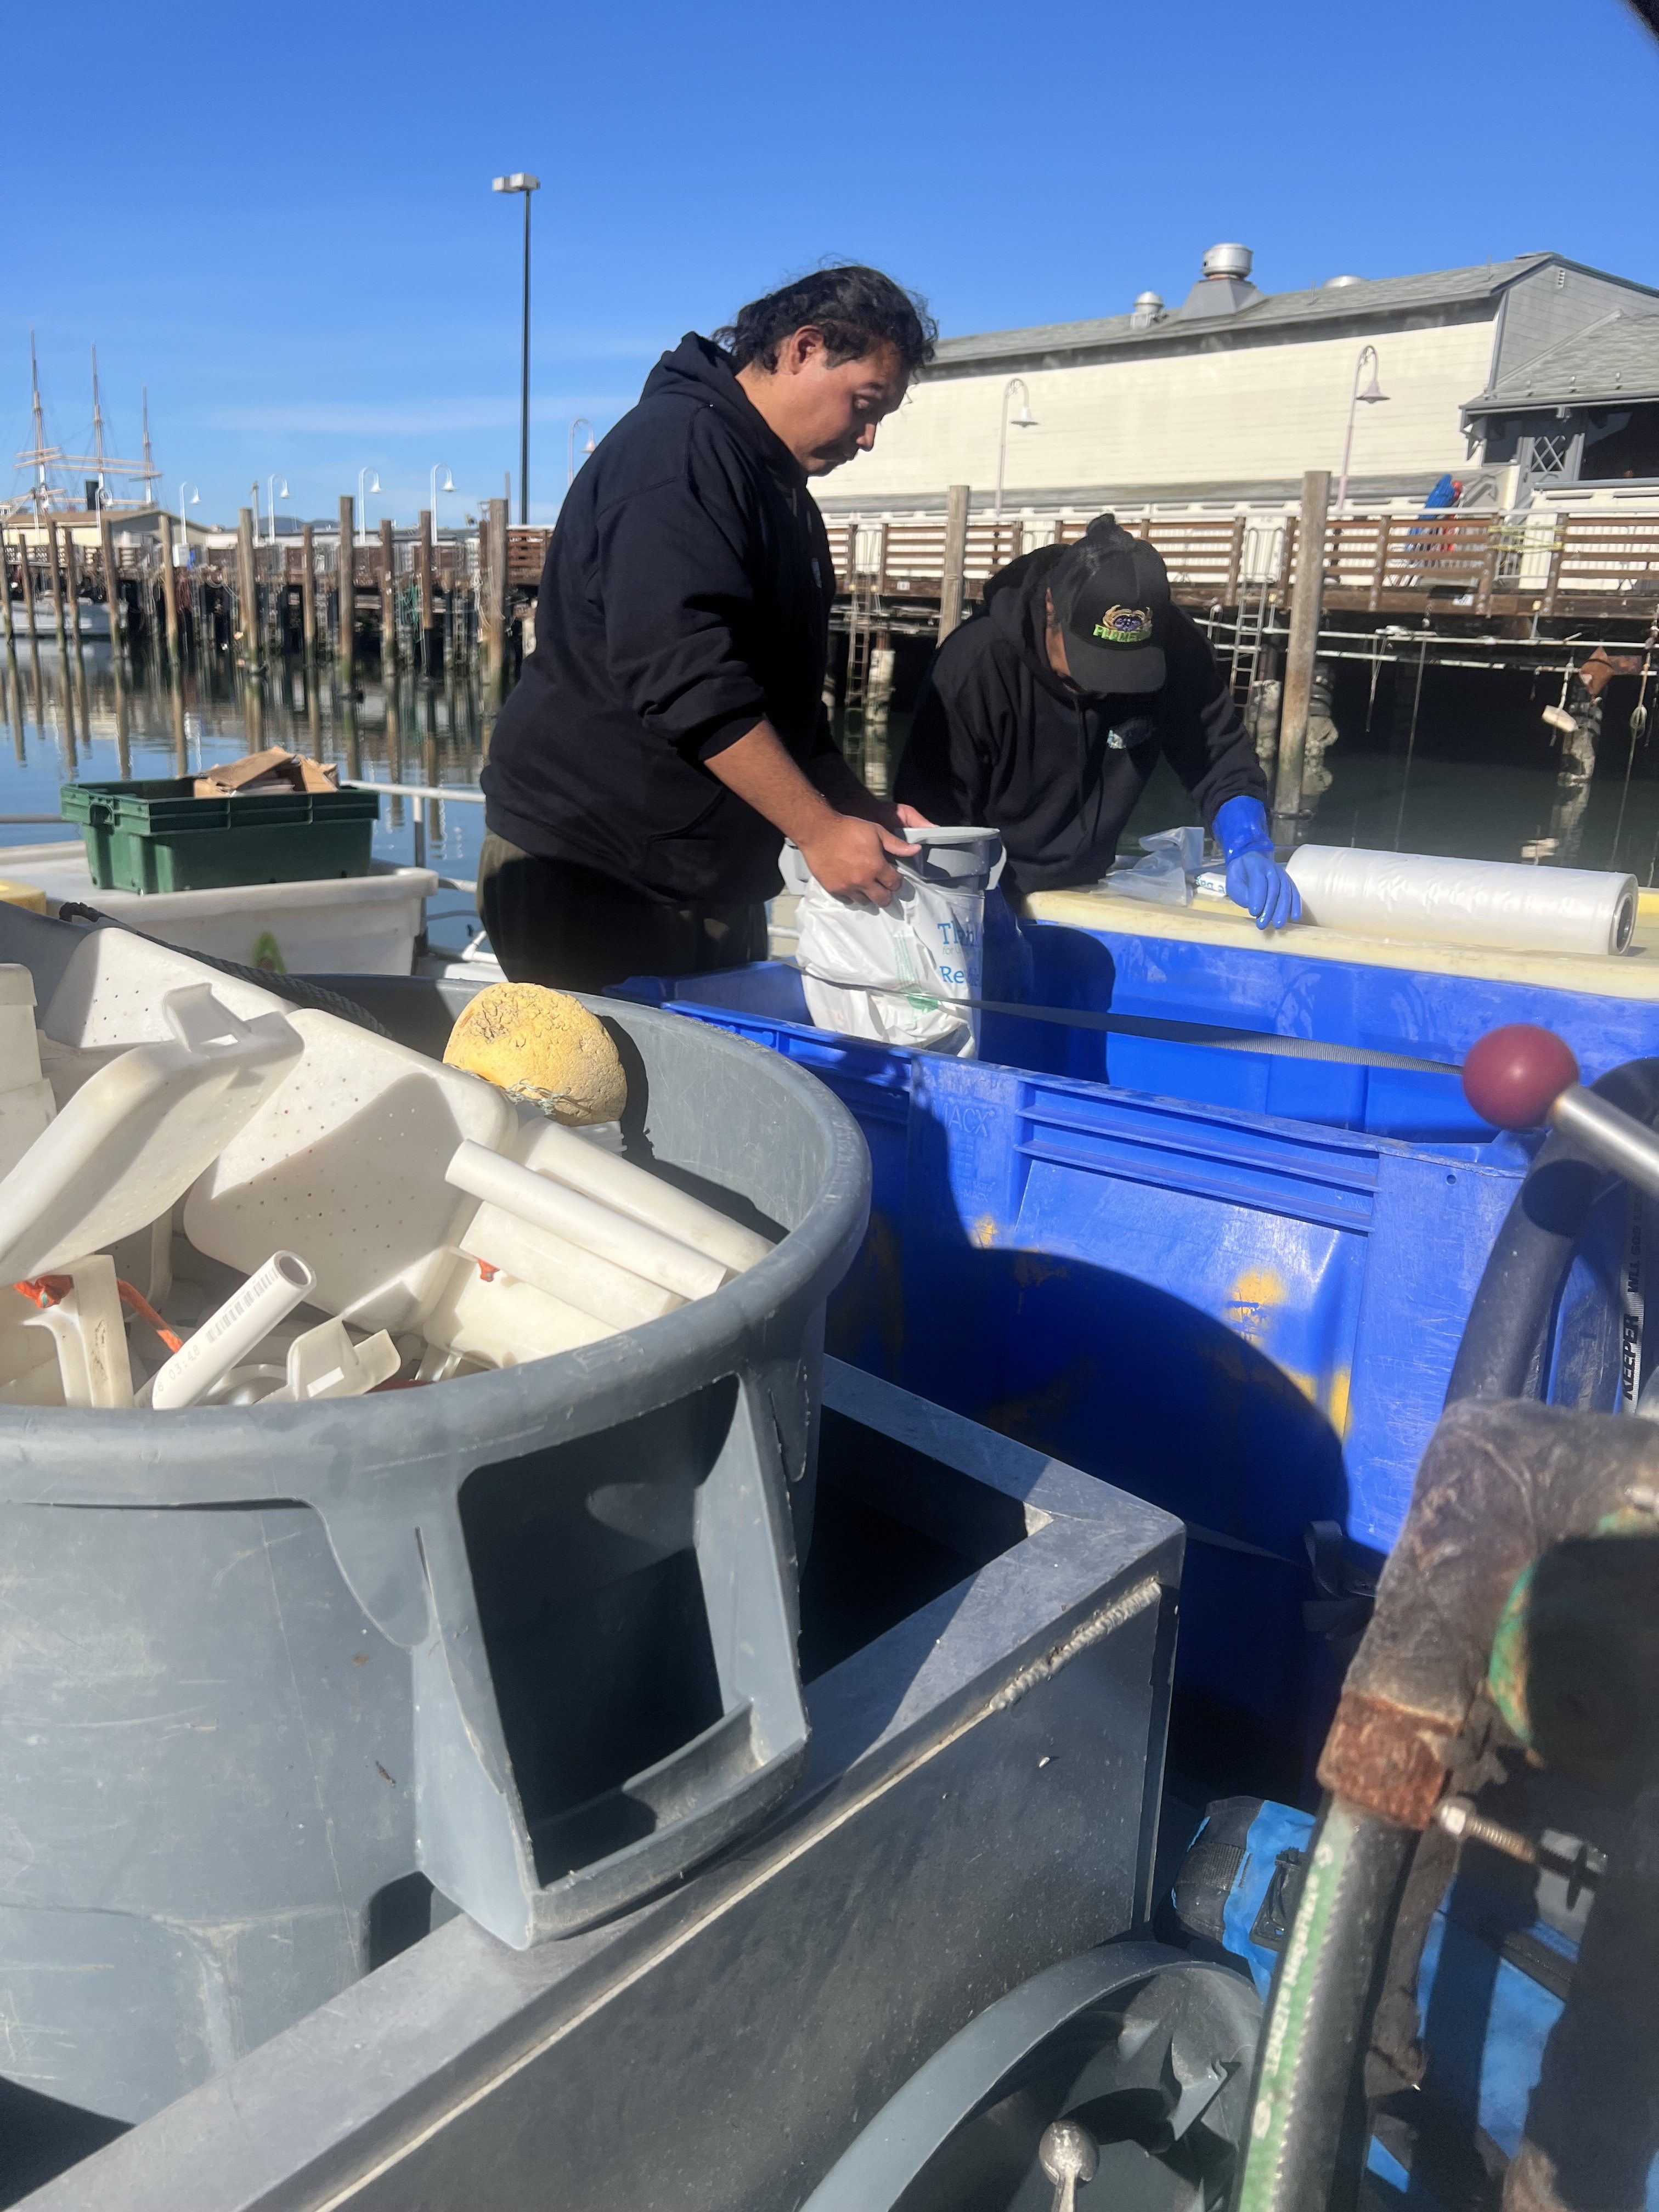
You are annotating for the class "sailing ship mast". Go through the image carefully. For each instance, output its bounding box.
[7,339,157,519]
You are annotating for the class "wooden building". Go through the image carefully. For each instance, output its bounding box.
[815,247,1659,524]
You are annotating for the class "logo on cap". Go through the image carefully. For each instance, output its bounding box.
[1092,605,1154,647]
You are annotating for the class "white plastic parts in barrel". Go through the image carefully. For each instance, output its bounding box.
[0,910,871,2129]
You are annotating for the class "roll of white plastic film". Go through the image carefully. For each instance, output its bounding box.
[1284,847,1637,958]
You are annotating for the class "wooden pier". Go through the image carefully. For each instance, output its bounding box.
[7,488,1657,701]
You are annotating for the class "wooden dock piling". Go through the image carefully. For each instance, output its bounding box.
[300,523,317,658]
[337,495,356,689]
[157,521,180,662]
[1276,469,1330,820]
[482,496,509,697]
[62,533,85,656]
[416,510,435,679]
[235,507,261,669]
[380,520,397,667]
[15,533,37,648]
[938,486,969,641]
[1,538,14,653]
[96,501,125,659]
[44,522,68,659]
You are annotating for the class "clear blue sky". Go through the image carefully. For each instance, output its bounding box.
[7,0,1656,530]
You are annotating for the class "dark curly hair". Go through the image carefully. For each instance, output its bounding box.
[715,266,936,377]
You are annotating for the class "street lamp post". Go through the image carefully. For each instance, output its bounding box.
[1335,346,1389,516]
[266,474,289,545]
[176,482,200,561]
[492,172,540,525]
[430,464,456,538]
[995,378,1038,521]
[567,418,596,489]
[357,469,381,541]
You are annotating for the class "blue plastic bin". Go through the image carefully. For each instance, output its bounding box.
[612,923,1641,1771]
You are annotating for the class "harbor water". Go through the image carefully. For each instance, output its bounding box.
[5,645,1659,956]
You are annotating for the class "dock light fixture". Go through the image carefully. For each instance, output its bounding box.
[994,378,1039,520]
[492,171,540,527]
[1336,346,1389,515]
[265,475,290,545]
[567,418,596,490]
[176,482,199,561]
[357,469,381,540]
[431,465,456,536]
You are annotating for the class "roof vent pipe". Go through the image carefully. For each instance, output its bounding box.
[1131,290,1165,329]
[1201,242,1254,282]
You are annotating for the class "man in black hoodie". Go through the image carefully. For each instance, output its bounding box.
[894,518,1300,929]
[480,266,936,991]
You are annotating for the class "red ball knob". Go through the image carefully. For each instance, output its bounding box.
[1462,1024,1581,1130]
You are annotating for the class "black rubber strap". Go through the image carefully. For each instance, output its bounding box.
[787,963,1456,1075]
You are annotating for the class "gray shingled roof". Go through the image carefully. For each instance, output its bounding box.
[931,257,1555,368]
[1464,310,1659,411]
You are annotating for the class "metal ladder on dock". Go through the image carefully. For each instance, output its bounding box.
[843,563,878,716]
[1226,527,1284,701]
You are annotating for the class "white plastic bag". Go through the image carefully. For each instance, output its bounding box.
[1104,824,1204,907]
[795,867,984,1057]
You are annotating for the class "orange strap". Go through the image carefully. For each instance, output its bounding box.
[14,1274,185,1356]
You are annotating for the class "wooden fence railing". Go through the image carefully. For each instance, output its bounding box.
[871,509,1659,618]
[11,510,1659,624]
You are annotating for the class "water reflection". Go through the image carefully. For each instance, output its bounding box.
[0,642,490,953]
[5,642,1654,915]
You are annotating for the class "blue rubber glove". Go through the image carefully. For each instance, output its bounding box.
[1213,795,1302,932]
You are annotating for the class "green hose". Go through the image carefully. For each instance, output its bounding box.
[1235,1799,1413,2212]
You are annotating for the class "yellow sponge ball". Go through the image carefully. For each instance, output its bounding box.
[444,983,628,1126]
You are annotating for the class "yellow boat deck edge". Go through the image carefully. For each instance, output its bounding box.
[1025,884,1659,1003]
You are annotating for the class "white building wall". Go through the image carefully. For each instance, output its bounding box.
[824,315,1498,506]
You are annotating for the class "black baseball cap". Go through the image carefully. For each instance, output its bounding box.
[1048,518,1170,695]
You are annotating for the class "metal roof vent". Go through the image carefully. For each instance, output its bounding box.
[1175,244,1261,320]
[1201,243,1254,281]
[1130,290,1165,330]
[1323,274,1363,289]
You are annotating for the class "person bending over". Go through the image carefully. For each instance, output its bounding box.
[894,517,1299,930]
[480,264,936,991]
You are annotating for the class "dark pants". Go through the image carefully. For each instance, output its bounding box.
[477,833,770,994]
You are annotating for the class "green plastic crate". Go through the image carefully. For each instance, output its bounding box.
[60,778,380,895]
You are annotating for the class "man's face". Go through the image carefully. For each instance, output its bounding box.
[755,331,909,475]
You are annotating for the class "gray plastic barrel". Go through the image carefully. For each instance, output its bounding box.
[0,960,870,2126]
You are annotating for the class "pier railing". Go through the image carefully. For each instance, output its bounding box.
[839,507,1659,623]
[9,500,1659,676]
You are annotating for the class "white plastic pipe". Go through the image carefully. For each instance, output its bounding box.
[460,1201,684,1330]
[446,1143,726,1302]
[150,1250,316,1411]
[514,1119,773,1276]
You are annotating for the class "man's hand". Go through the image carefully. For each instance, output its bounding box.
[798,815,918,906]
[704,720,926,905]
[1224,848,1301,931]
[1213,794,1300,933]
[894,803,934,831]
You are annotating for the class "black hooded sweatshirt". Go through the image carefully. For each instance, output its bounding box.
[483,335,839,904]
[894,540,1267,898]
